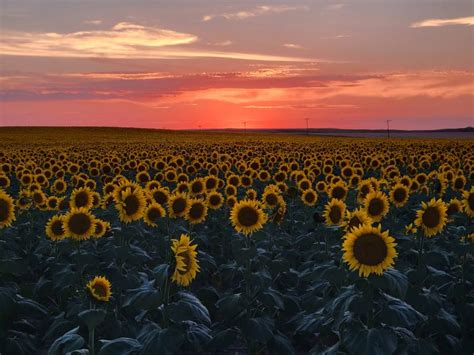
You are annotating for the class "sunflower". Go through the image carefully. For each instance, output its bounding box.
[328,181,348,200]
[0,190,15,228]
[390,183,410,207]
[230,199,268,235]
[45,215,66,241]
[344,208,372,232]
[69,187,94,210]
[86,276,112,302]
[414,198,447,237]
[246,188,258,200]
[93,219,110,238]
[52,179,68,194]
[63,207,96,241]
[143,202,166,227]
[116,187,146,223]
[461,187,474,217]
[364,191,389,222]
[272,196,287,224]
[207,191,224,209]
[189,178,205,195]
[342,224,397,277]
[168,192,190,218]
[150,187,170,206]
[171,234,200,287]
[46,196,60,210]
[323,198,346,226]
[31,189,46,206]
[185,199,208,224]
[16,190,31,210]
[301,189,318,206]
[262,189,281,208]
[447,198,462,215]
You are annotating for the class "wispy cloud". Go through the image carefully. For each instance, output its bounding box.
[411,16,474,28]
[83,19,102,25]
[202,5,306,22]
[0,22,311,62]
[210,40,233,46]
[283,43,303,49]
[321,34,349,40]
[327,3,345,10]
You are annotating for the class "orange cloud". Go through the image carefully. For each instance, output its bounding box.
[411,16,474,28]
[0,22,311,62]
[202,5,307,21]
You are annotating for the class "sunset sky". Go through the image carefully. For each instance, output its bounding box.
[0,0,473,130]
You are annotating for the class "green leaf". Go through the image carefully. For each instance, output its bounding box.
[123,280,161,310]
[260,288,285,310]
[380,293,426,329]
[78,309,106,329]
[167,292,210,325]
[140,326,184,355]
[343,327,397,355]
[371,269,408,298]
[98,337,141,355]
[206,328,238,351]
[47,327,86,355]
[240,316,274,343]
[215,293,243,319]
[269,332,295,355]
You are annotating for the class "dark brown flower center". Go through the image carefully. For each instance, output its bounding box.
[348,216,362,230]
[353,233,388,266]
[153,191,168,205]
[368,198,384,216]
[191,181,203,194]
[394,188,407,202]
[0,199,10,222]
[422,206,440,228]
[172,198,186,214]
[305,192,316,203]
[210,195,221,206]
[469,193,474,210]
[68,213,91,235]
[454,178,463,189]
[189,203,205,219]
[147,207,162,221]
[74,191,89,207]
[329,206,342,224]
[447,203,460,215]
[93,283,107,297]
[95,222,104,235]
[178,252,191,274]
[124,195,140,216]
[266,193,278,206]
[52,220,64,236]
[33,192,44,204]
[332,186,346,200]
[238,206,259,227]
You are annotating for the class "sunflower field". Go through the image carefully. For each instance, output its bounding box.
[0,127,473,355]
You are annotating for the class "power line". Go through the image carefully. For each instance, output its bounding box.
[304,117,310,135]
[386,120,392,138]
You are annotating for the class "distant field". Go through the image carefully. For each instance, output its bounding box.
[0,126,472,145]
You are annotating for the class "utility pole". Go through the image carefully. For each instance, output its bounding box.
[198,124,202,131]
[243,121,247,134]
[304,117,310,135]
[386,120,392,138]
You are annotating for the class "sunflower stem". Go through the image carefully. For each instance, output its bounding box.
[417,230,425,267]
[89,327,95,355]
